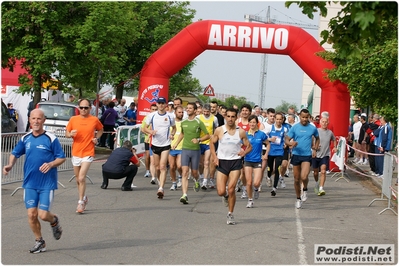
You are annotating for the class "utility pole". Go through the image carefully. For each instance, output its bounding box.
[244,6,318,108]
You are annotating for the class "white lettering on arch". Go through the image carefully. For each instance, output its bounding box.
[223,25,237,46]
[207,24,289,51]
[208,24,223,46]
[274,28,289,50]
[259,27,274,49]
[237,26,251,48]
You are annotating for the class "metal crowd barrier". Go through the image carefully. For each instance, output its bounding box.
[2,126,145,195]
[115,124,145,154]
[115,124,146,167]
[368,153,397,215]
[1,131,74,196]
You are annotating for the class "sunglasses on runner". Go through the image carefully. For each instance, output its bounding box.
[79,106,90,110]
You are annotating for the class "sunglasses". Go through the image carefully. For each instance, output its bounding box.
[79,106,90,110]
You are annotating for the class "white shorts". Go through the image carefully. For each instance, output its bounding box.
[72,156,94,166]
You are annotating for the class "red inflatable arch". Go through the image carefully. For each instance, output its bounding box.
[137,20,350,139]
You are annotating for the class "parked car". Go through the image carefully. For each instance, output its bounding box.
[1,100,17,133]
[36,101,79,132]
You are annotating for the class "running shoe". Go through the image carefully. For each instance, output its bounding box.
[144,170,150,178]
[285,168,289,177]
[271,189,276,197]
[254,189,259,200]
[157,188,164,199]
[295,199,302,209]
[246,200,254,208]
[318,189,325,196]
[76,201,85,214]
[170,183,177,191]
[227,213,235,225]
[314,183,319,194]
[194,180,200,192]
[83,196,88,210]
[222,195,229,207]
[208,179,215,189]
[240,190,248,199]
[51,215,62,240]
[266,177,272,187]
[150,178,157,185]
[301,190,308,202]
[279,178,286,188]
[29,238,46,254]
[201,180,208,190]
[177,178,182,188]
[180,195,188,204]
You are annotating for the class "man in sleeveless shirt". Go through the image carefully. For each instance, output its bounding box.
[210,108,252,225]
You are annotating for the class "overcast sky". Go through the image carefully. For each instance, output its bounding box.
[189,1,320,108]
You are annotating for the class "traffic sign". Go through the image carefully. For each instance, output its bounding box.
[203,84,215,96]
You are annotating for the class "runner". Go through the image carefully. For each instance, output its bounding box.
[210,108,252,224]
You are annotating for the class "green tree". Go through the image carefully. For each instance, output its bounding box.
[286,1,398,123]
[275,100,298,113]
[1,2,80,105]
[2,2,198,105]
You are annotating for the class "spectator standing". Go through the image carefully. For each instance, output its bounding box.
[351,114,362,163]
[366,114,381,174]
[357,115,369,165]
[101,140,140,190]
[123,102,137,126]
[114,98,127,127]
[100,101,118,150]
[7,103,18,131]
[374,116,392,177]
[3,109,66,253]
[66,99,103,214]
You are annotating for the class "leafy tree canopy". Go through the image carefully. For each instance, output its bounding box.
[2,2,199,105]
[286,1,398,123]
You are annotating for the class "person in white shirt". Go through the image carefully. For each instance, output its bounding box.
[351,114,362,163]
[114,98,127,126]
[143,97,176,200]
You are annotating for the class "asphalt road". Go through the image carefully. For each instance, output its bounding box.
[2,156,397,265]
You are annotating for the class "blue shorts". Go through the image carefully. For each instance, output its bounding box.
[169,149,182,157]
[200,144,210,155]
[290,155,312,166]
[181,149,201,169]
[312,156,330,170]
[24,188,54,211]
